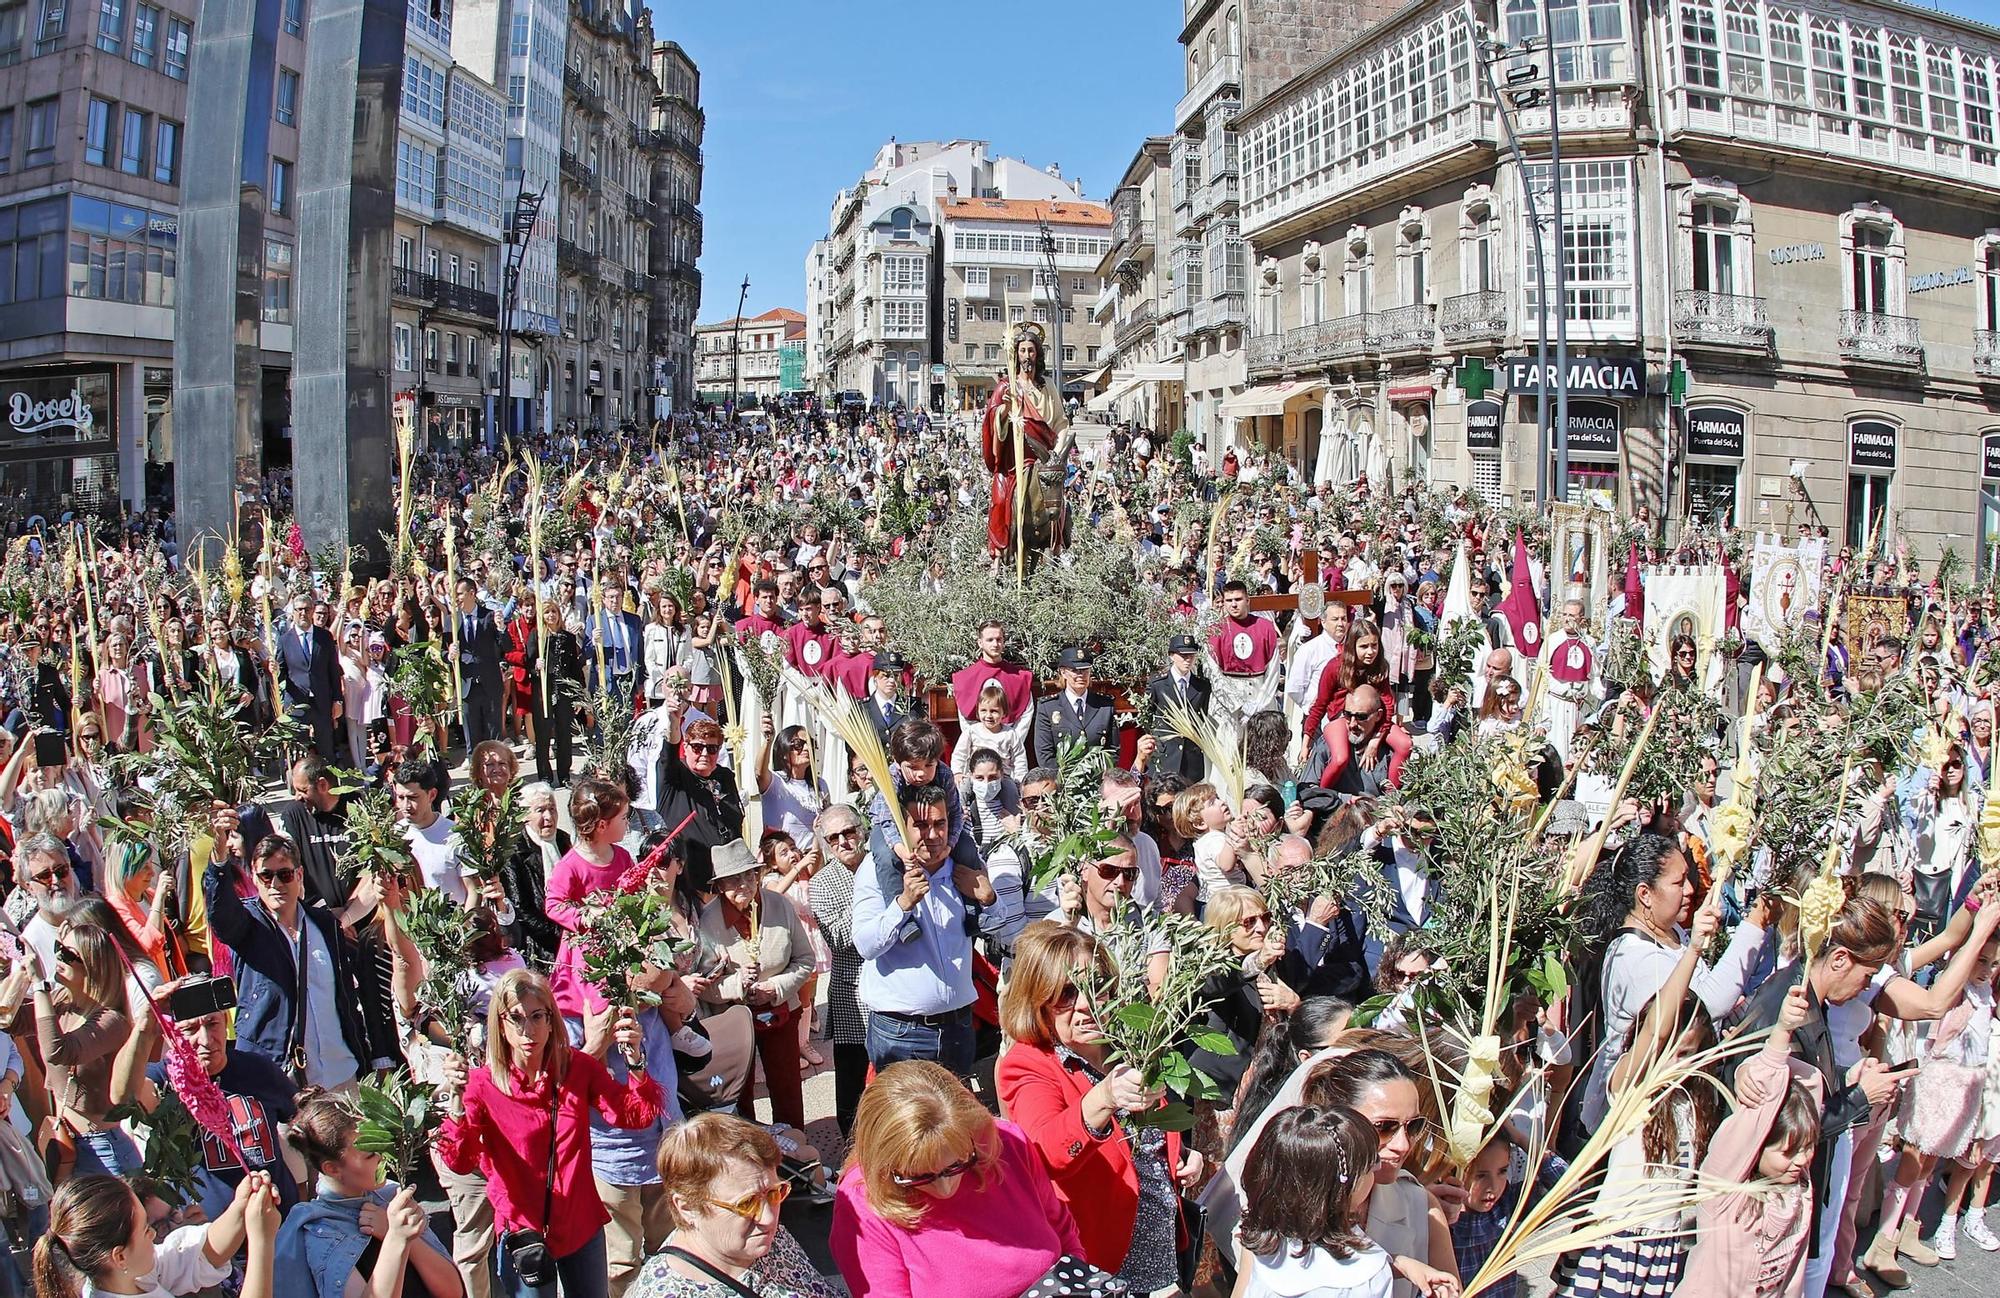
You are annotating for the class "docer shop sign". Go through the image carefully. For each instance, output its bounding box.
[0,369,114,452]
[9,387,95,437]
[1502,355,1644,398]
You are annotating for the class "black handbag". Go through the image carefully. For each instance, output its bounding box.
[501,1076,563,1289]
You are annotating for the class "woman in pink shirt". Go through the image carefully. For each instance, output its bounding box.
[437,968,662,1298]
[830,1061,1083,1298]
[546,777,636,1019]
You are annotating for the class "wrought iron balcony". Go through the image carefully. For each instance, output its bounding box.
[1377,303,1435,354]
[628,270,652,295]
[1673,290,1774,350]
[626,193,647,220]
[563,66,603,115]
[559,151,597,191]
[1252,314,1384,372]
[1978,330,2000,380]
[671,197,701,226]
[1114,299,1157,349]
[1438,290,1506,344]
[430,277,500,321]
[1248,331,1283,374]
[391,266,427,301]
[1838,310,1923,367]
[556,239,600,279]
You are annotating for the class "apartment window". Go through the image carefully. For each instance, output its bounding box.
[1343,229,1372,315]
[33,0,61,53]
[981,305,1000,322]
[423,328,439,370]
[425,248,438,278]
[985,343,1001,361]
[1504,0,1627,81]
[118,108,146,175]
[276,69,298,126]
[25,98,55,167]
[1009,305,1025,323]
[1032,306,1048,324]
[92,0,119,50]
[964,343,977,360]
[0,111,12,175]
[1062,345,1075,363]
[466,337,480,376]
[152,118,177,183]
[1523,158,1635,330]
[1843,208,1901,314]
[963,266,988,289]
[1681,0,1721,110]
[396,234,413,267]
[392,323,412,371]
[1687,197,1750,295]
[281,0,299,35]
[882,253,923,294]
[1398,212,1429,305]
[128,0,154,64]
[1461,196,1497,293]
[85,98,112,167]
[446,331,461,371]
[1086,346,1099,362]
[162,14,186,77]
[271,158,292,214]
[508,11,525,54]
[1981,238,2000,331]
[261,238,292,323]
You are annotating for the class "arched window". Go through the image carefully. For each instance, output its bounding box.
[890,207,914,241]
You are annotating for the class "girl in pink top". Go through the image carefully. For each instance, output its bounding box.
[831,1061,1083,1298]
[546,777,636,1019]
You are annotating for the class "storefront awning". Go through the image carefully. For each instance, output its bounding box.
[1219,378,1324,419]
[1086,374,1146,412]
[1133,363,1183,383]
[1081,363,1114,389]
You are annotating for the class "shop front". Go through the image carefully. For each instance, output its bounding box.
[1463,398,1504,501]
[1847,418,1897,549]
[1503,353,1643,510]
[0,365,120,523]
[1682,405,1745,527]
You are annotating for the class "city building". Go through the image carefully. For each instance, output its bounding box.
[0,0,277,516]
[812,139,1098,411]
[693,307,804,407]
[390,0,507,453]
[1231,0,2000,557]
[552,0,661,430]
[779,334,805,394]
[1175,0,1400,458]
[940,196,1111,412]
[1087,137,1182,432]
[648,38,702,415]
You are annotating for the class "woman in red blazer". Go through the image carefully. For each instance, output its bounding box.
[995,919,1208,1290]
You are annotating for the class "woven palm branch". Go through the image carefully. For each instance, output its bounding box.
[1160,694,1246,808]
[809,686,910,849]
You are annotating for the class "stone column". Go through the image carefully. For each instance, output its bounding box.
[291,0,405,578]
[172,0,280,565]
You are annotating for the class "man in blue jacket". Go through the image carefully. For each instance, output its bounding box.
[204,833,372,1091]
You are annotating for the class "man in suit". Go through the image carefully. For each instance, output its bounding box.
[585,579,645,716]
[1032,646,1116,768]
[1144,633,1211,781]
[277,593,341,761]
[450,576,506,750]
[863,650,916,743]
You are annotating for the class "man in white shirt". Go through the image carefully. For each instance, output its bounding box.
[1285,603,1351,722]
[396,762,466,905]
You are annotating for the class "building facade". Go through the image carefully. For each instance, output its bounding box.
[812,139,1097,411]
[693,307,803,407]
[1089,137,1182,431]
[0,0,289,516]
[1232,0,2000,559]
[940,197,1111,412]
[648,38,701,415]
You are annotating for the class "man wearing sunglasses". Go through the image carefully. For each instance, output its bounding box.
[7,832,77,972]
[808,805,872,1134]
[1319,684,1409,798]
[203,834,371,1093]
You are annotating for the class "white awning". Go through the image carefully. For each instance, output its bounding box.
[1086,374,1145,412]
[1133,362,1183,383]
[1219,383,1287,418]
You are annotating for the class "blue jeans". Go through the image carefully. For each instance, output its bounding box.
[497,1226,607,1298]
[865,1008,975,1079]
[73,1126,142,1177]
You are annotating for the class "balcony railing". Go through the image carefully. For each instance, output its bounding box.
[563,66,603,115]
[430,278,500,321]
[626,193,647,220]
[1252,314,1386,373]
[1248,332,1282,373]
[672,198,701,226]
[1673,290,1774,350]
[1192,291,1246,333]
[391,266,427,300]
[1115,299,1158,348]
[1377,303,1436,354]
[559,151,597,191]
[628,270,652,295]
[1176,53,1240,130]
[1838,310,1923,367]
[1439,290,1506,344]
[1978,330,2000,380]
[556,239,600,279]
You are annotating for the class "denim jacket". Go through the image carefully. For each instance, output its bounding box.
[275,1181,451,1298]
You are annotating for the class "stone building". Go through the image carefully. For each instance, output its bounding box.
[648,38,702,415]
[1233,0,2000,559]
[693,307,803,408]
[1089,137,1181,432]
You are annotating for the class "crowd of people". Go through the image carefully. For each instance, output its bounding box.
[0,389,1995,1298]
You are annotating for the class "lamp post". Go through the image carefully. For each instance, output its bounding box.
[728,274,750,414]
[1540,0,1572,502]
[1038,219,1065,399]
[498,189,543,450]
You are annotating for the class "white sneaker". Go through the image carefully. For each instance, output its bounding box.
[1962,1210,2000,1252]
[1932,1216,1958,1261]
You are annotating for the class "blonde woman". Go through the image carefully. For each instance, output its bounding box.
[830,1060,1081,1298]
[437,970,665,1298]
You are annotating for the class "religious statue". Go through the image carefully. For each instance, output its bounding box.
[981,322,1072,571]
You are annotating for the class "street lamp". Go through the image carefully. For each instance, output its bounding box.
[498,189,543,449]
[1038,219,1066,401]
[728,274,750,414]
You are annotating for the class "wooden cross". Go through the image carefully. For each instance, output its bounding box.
[1244,552,1377,637]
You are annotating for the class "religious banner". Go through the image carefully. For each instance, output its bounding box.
[1643,565,1728,682]
[1844,593,1912,660]
[1548,501,1615,629]
[1741,532,1827,655]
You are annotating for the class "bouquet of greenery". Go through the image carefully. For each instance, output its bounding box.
[1073,907,1241,1131]
[105,1090,203,1207]
[387,642,452,730]
[1412,617,1487,696]
[110,688,299,857]
[395,886,480,1054]
[1586,684,1727,809]
[353,1070,445,1185]
[448,782,523,888]
[1005,737,1122,893]
[339,784,420,887]
[579,684,640,783]
[569,887,691,1009]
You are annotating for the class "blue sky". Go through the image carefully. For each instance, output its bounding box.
[668,1,1182,323]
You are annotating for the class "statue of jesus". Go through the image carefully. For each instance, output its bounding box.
[980,324,1071,567]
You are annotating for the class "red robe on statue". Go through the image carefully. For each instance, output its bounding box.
[982,379,1065,556]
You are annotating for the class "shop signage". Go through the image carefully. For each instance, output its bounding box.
[1502,354,1643,398]
[1983,432,2000,480]
[0,368,115,456]
[1768,243,1826,264]
[1561,400,1621,456]
[144,367,172,386]
[430,393,483,409]
[1849,419,1897,470]
[1464,399,1503,451]
[1684,406,1745,459]
[1911,266,1974,293]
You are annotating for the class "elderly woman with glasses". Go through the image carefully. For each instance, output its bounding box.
[437,969,664,1298]
[830,1060,1082,1298]
[996,923,1205,1292]
[628,1114,836,1298]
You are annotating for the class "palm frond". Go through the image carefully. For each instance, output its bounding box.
[1160,694,1246,807]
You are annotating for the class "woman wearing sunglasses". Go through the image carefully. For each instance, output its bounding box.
[1192,887,1301,1105]
[32,910,137,1177]
[632,1113,836,1298]
[831,1060,1081,1298]
[437,969,664,1298]
[996,923,1206,1293]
